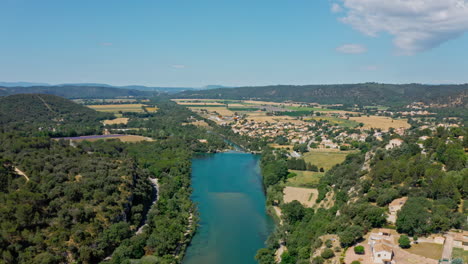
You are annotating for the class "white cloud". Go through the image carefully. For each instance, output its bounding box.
[171,64,186,69]
[331,3,343,13]
[335,0,468,54]
[336,43,367,54]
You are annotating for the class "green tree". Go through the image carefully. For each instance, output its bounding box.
[321,248,334,259]
[282,200,306,224]
[398,235,411,249]
[354,245,365,254]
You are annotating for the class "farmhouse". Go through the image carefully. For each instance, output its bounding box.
[385,138,404,150]
[453,231,468,250]
[369,238,395,264]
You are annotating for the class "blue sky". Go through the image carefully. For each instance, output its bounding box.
[1,0,468,87]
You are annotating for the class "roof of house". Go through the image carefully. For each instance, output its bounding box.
[373,241,393,254]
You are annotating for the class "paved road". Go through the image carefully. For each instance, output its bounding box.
[442,234,454,260]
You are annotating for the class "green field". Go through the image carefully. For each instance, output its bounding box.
[286,170,324,187]
[303,150,355,171]
[228,107,261,111]
[305,116,358,128]
[403,242,443,260]
[452,248,468,263]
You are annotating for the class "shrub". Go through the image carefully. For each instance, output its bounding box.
[398,235,411,248]
[325,239,333,248]
[354,245,365,254]
[351,261,361,264]
[321,248,335,259]
[312,256,325,264]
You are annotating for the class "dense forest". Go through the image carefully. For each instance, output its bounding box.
[0,94,229,263]
[174,83,468,107]
[255,126,467,264]
[0,86,153,99]
[0,94,112,137]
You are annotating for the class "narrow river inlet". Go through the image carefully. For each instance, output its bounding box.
[183,151,274,264]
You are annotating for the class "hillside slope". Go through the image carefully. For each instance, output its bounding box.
[0,85,153,99]
[0,94,110,135]
[174,83,468,107]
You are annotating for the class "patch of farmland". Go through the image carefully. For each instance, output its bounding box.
[303,149,355,171]
[283,186,318,208]
[286,170,324,187]
[349,116,410,131]
[88,104,146,113]
[103,118,129,125]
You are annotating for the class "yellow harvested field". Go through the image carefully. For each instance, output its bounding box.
[349,116,410,130]
[71,135,154,143]
[183,120,210,127]
[144,106,158,112]
[283,186,318,208]
[88,104,145,113]
[103,118,129,125]
[177,102,225,106]
[118,135,155,142]
[303,149,355,170]
[189,107,235,116]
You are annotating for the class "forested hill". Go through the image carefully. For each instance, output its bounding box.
[0,94,111,136]
[174,83,468,107]
[0,85,153,99]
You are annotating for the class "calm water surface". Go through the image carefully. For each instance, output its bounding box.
[183,151,274,264]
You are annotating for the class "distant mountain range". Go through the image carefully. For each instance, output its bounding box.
[0,82,231,93]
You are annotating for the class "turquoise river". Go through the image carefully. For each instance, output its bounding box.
[183,151,274,264]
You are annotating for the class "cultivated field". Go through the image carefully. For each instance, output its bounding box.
[244,112,304,124]
[183,120,210,127]
[189,107,235,116]
[103,118,129,125]
[349,116,410,130]
[403,242,443,260]
[88,104,146,113]
[452,248,468,263]
[287,170,323,187]
[303,149,355,170]
[283,186,318,208]
[305,116,359,128]
[64,135,154,143]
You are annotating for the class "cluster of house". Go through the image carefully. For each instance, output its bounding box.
[230,119,381,149]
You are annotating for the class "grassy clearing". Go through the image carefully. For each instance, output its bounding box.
[452,248,468,263]
[103,118,129,125]
[403,242,443,260]
[188,107,235,116]
[283,186,318,208]
[305,116,358,128]
[287,170,323,187]
[303,150,355,170]
[349,116,410,130]
[88,104,146,113]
